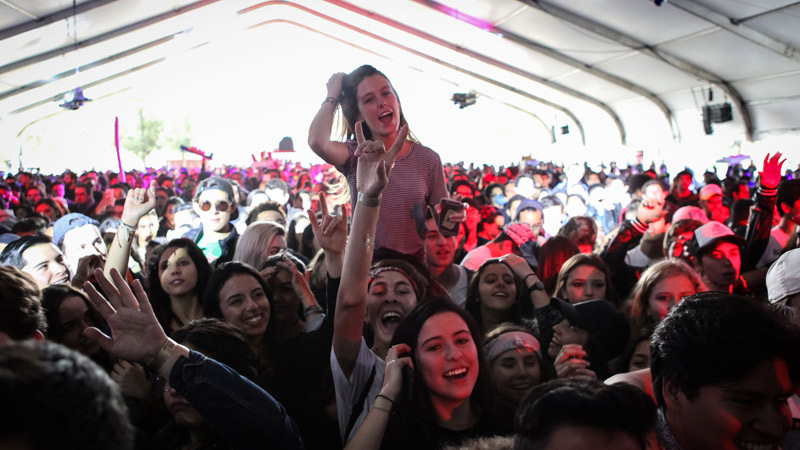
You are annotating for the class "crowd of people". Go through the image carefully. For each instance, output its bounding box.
[1,64,800,450]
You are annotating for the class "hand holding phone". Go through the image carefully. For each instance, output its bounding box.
[438,198,464,237]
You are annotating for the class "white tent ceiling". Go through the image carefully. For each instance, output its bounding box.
[1,0,799,170]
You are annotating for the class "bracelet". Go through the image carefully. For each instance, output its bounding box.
[358,192,381,208]
[146,339,177,372]
[119,221,136,234]
[524,273,538,283]
[303,305,323,318]
[322,96,338,107]
[373,394,394,413]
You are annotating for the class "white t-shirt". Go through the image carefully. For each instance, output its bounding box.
[448,265,470,308]
[330,339,385,444]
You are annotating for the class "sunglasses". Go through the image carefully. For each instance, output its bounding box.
[198,200,231,212]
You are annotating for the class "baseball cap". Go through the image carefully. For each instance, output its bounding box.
[53,213,100,246]
[552,298,630,360]
[672,206,709,224]
[690,221,745,255]
[699,184,723,201]
[766,248,800,304]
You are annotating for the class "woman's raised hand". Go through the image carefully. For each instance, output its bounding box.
[355,121,408,198]
[380,343,414,402]
[121,182,157,226]
[326,72,345,100]
[308,191,348,256]
[83,268,169,364]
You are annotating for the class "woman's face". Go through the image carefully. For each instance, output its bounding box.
[646,274,697,323]
[477,263,516,312]
[269,267,300,326]
[627,340,651,373]
[548,319,589,359]
[563,264,607,304]
[482,215,505,238]
[158,247,199,298]
[219,274,270,339]
[416,311,479,406]
[356,74,401,139]
[490,347,541,405]
[266,235,287,257]
[58,295,100,356]
[366,270,418,347]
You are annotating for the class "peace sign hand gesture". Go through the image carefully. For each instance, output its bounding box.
[355,121,408,198]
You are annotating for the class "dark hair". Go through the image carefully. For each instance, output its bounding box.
[513,378,656,450]
[11,215,48,235]
[172,318,258,382]
[536,235,578,296]
[554,253,617,304]
[146,238,212,333]
[192,177,235,203]
[0,265,47,339]
[339,65,416,143]
[35,198,64,221]
[390,297,492,434]
[662,219,703,256]
[557,216,597,251]
[203,262,276,335]
[246,201,287,225]
[41,285,106,344]
[651,292,800,407]
[777,179,800,217]
[0,234,54,269]
[0,341,133,449]
[465,259,532,332]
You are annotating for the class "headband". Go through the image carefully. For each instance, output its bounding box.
[484,331,541,363]
[368,266,419,296]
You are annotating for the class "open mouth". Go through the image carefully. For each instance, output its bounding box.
[381,311,402,326]
[243,314,264,326]
[379,111,393,124]
[444,367,468,380]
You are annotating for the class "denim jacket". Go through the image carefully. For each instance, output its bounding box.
[170,351,304,450]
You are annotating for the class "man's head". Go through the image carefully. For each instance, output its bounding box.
[651,292,800,450]
[690,221,744,292]
[0,265,46,342]
[0,341,133,449]
[53,213,107,275]
[192,177,236,233]
[73,183,92,205]
[0,234,70,289]
[699,183,729,223]
[513,378,655,450]
[514,199,544,236]
[424,213,459,271]
[777,179,800,226]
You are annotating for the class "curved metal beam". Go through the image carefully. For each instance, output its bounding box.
[0,0,119,41]
[520,0,754,142]
[312,0,622,144]
[414,0,679,141]
[242,1,587,144]
[669,0,800,62]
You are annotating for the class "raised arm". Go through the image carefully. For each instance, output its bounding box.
[308,72,350,167]
[83,269,303,450]
[308,191,348,278]
[333,122,408,377]
[104,184,156,280]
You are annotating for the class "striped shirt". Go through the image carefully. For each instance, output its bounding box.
[338,141,448,255]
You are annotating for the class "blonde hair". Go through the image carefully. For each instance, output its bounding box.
[233,221,285,270]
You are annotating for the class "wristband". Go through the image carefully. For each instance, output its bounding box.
[303,305,323,318]
[524,273,538,283]
[119,221,136,235]
[322,96,338,107]
[373,394,394,413]
[358,192,381,208]
[146,339,177,372]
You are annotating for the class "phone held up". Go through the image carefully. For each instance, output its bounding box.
[438,198,464,238]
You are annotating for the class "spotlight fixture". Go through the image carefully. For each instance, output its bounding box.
[451,92,477,109]
[59,87,91,110]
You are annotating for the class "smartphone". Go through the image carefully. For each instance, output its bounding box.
[438,198,464,237]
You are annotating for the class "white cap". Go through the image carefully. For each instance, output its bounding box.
[691,221,745,255]
[766,248,800,304]
[672,206,709,224]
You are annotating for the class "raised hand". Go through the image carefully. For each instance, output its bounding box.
[71,253,105,287]
[355,121,408,198]
[327,72,345,100]
[121,182,157,227]
[380,343,414,402]
[636,195,665,225]
[759,152,785,190]
[83,268,168,364]
[308,192,348,256]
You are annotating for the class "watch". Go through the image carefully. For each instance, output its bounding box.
[526,280,545,295]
